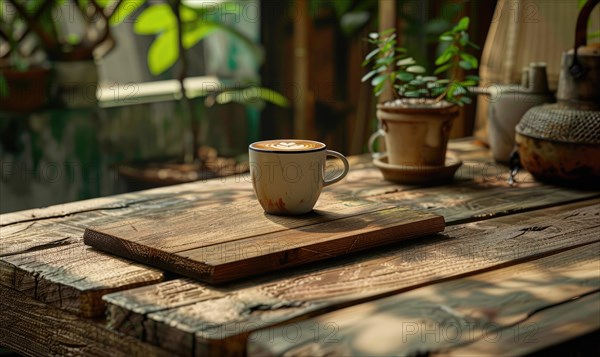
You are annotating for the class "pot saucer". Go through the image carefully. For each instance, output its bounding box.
[373,155,462,185]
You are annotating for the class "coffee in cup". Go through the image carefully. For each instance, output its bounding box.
[249,139,349,215]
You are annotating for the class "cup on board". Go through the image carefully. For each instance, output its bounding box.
[249,139,350,215]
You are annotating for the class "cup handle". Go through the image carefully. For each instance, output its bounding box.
[323,150,350,187]
[368,128,386,159]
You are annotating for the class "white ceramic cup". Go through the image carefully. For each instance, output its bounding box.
[249,139,350,215]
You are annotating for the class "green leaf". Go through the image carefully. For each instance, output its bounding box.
[459,96,472,104]
[110,0,144,25]
[371,74,387,87]
[396,57,416,66]
[374,81,385,96]
[447,45,459,54]
[96,0,113,7]
[435,51,453,66]
[460,53,479,68]
[461,80,478,86]
[459,60,472,70]
[183,23,218,48]
[376,57,394,66]
[365,48,380,62]
[369,32,379,39]
[361,70,377,82]
[453,85,467,96]
[409,79,425,86]
[447,84,456,100]
[134,4,175,34]
[148,29,178,75]
[404,91,420,98]
[434,64,452,75]
[466,75,479,82]
[459,32,469,46]
[181,5,198,22]
[431,86,446,96]
[439,35,453,41]
[422,76,438,82]
[453,17,470,32]
[397,72,415,81]
[381,28,395,36]
[406,65,426,74]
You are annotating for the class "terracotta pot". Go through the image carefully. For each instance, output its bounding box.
[370,100,459,166]
[0,66,50,113]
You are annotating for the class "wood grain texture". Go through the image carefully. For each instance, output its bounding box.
[103,199,600,356]
[84,196,444,284]
[0,182,253,317]
[0,285,171,357]
[248,243,600,356]
[0,156,378,317]
[0,242,164,317]
[436,292,600,357]
[1,139,598,353]
[1,141,595,317]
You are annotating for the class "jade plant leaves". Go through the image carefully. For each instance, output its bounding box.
[361,16,479,106]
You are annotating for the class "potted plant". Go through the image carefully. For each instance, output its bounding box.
[362,16,479,182]
[0,1,52,112]
[117,0,289,187]
[6,0,141,108]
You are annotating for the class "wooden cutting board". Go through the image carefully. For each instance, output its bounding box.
[83,194,444,284]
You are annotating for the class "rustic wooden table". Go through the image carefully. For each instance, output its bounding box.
[1,139,599,357]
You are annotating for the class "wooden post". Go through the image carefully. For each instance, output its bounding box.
[378,0,397,104]
[293,0,314,139]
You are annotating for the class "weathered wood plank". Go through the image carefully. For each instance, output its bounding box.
[437,292,600,356]
[0,243,164,317]
[84,197,444,284]
[247,243,600,356]
[0,285,171,357]
[190,207,443,283]
[103,199,600,356]
[368,160,599,225]
[0,178,253,227]
[105,279,226,338]
[0,186,254,257]
[0,183,255,317]
[84,195,397,253]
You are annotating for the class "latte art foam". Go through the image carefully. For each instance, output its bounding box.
[250,140,325,152]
